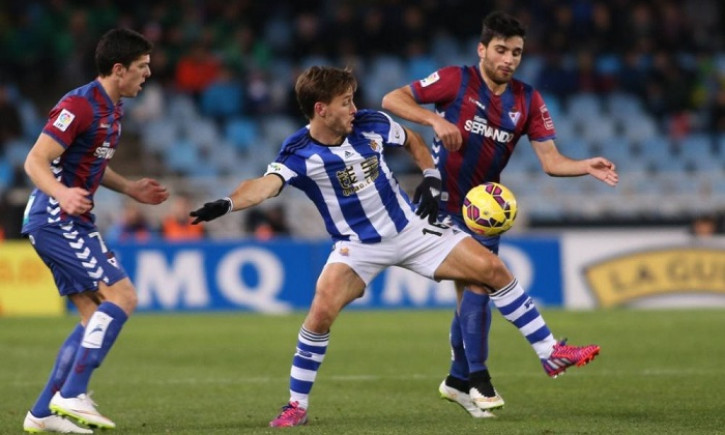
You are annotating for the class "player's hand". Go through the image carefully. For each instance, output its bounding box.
[190,198,233,224]
[56,186,92,216]
[432,118,462,151]
[129,178,169,204]
[413,172,442,224]
[587,157,619,187]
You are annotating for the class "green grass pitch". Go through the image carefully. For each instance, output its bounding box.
[2,309,724,434]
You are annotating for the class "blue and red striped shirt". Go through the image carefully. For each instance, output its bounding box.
[410,65,556,216]
[22,80,123,233]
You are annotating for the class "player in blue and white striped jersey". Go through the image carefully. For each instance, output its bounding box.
[190,66,600,427]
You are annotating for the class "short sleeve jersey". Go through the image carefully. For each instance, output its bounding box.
[22,80,123,234]
[265,110,415,243]
[410,65,556,215]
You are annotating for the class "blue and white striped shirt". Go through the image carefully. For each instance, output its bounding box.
[265,110,417,243]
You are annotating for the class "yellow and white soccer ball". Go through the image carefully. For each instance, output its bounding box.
[462,182,518,236]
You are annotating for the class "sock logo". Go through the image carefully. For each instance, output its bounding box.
[81,311,113,349]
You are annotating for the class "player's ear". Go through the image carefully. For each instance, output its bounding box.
[315,102,327,118]
[477,43,486,59]
[112,63,126,78]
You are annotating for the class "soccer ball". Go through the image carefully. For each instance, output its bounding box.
[462,182,518,236]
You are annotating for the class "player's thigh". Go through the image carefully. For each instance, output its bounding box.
[446,213,501,254]
[397,218,469,280]
[435,237,512,289]
[27,223,128,296]
[304,263,366,332]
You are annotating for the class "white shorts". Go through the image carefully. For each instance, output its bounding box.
[326,216,470,285]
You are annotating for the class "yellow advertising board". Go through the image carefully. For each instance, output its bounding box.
[584,247,725,308]
[0,241,65,316]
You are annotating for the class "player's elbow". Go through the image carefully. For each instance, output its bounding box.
[381,92,394,111]
[23,152,39,179]
[381,88,403,111]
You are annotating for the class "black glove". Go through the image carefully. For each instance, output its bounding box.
[190,198,233,224]
[413,172,441,224]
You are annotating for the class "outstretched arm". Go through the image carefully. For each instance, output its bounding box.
[190,174,284,224]
[102,166,169,204]
[531,139,619,187]
[382,85,462,151]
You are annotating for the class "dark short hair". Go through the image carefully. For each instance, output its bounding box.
[95,28,152,76]
[295,66,358,120]
[480,11,526,45]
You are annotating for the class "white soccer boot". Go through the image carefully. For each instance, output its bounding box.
[23,411,93,433]
[49,392,115,429]
[438,380,496,418]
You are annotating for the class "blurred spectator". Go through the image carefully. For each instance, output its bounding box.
[689,213,723,238]
[709,85,725,133]
[174,42,221,100]
[127,80,165,126]
[200,63,244,124]
[574,50,614,94]
[161,195,206,241]
[617,49,648,98]
[244,205,291,240]
[536,52,577,99]
[105,201,156,243]
[0,84,22,146]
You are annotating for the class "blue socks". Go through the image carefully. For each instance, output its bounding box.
[60,302,128,398]
[30,323,85,417]
[457,290,492,374]
[447,311,469,381]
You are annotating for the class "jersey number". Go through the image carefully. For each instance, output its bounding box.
[422,222,449,237]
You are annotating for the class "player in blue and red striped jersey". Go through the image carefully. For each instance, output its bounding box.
[383,11,618,417]
[21,28,169,433]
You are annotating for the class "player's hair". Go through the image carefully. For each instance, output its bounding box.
[295,66,358,120]
[95,28,153,76]
[480,11,526,45]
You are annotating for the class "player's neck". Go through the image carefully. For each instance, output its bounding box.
[97,76,121,104]
[479,67,507,96]
[308,122,345,147]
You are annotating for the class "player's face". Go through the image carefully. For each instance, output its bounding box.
[478,36,523,85]
[118,54,151,98]
[322,88,357,137]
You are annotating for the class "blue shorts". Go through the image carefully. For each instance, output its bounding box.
[27,221,128,296]
[442,213,500,255]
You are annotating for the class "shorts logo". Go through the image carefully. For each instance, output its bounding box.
[339,246,349,256]
[53,109,76,132]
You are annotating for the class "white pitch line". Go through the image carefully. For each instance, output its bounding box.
[8,368,723,388]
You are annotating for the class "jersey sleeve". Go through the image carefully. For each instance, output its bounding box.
[527,90,557,142]
[378,111,407,147]
[264,160,297,183]
[409,66,462,106]
[42,96,94,148]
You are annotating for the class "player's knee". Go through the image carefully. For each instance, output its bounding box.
[103,279,138,314]
[477,254,511,288]
[306,289,342,332]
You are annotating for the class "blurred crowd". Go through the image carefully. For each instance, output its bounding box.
[1,0,724,240]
